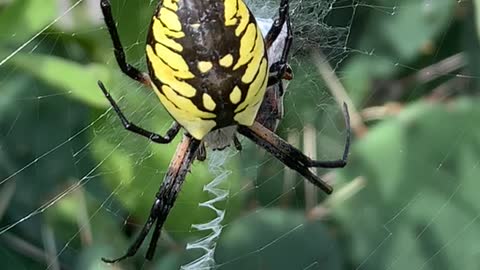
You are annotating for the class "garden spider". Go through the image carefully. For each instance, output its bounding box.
[98,0,351,263]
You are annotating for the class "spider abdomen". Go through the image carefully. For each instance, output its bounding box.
[146,0,268,140]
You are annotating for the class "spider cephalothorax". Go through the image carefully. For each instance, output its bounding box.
[98,0,350,263]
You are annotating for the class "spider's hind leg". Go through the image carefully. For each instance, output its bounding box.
[238,103,351,194]
[268,103,351,169]
[303,103,351,168]
[102,135,201,263]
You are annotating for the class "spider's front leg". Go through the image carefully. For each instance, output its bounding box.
[265,0,290,48]
[98,81,181,143]
[100,0,150,85]
[102,134,201,263]
[266,0,293,87]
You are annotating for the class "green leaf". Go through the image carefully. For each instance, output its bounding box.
[358,0,455,61]
[0,0,56,44]
[335,98,480,270]
[342,54,397,105]
[342,0,456,103]
[9,53,110,108]
[381,0,454,60]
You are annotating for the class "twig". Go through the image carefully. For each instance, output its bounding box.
[360,102,404,121]
[426,76,470,102]
[0,147,18,221]
[0,232,71,270]
[373,53,466,102]
[0,182,15,221]
[303,124,318,211]
[307,176,366,220]
[281,131,299,207]
[71,181,93,246]
[42,225,60,270]
[410,53,465,84]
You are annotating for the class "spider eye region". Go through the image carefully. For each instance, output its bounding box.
[145,0,269,140]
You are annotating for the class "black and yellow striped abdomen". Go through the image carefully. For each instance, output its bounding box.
[146,0,268,140]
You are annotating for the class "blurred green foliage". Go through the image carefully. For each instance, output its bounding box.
[0,0,479,270]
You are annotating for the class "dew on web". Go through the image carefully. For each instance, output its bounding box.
[0,0,479,270]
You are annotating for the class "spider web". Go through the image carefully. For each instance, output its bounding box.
[0,0,479,270]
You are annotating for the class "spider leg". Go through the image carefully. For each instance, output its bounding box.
[238,103,351,194]
[266,0,293,87]
[197,142,207,161]
[265,0,290,48]
[101,212,157,263]
[146,217,166,260]
[268,103,350,168]
[102,135,200,263]
[238,123,334,194]
[98,81,181,144]
[233,135,242,151]
[145,135,200,260]
[100,0,150,85]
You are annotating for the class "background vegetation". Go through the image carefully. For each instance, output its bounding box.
[0,0,479,269]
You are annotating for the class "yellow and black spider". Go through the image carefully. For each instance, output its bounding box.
[98,0,351,263]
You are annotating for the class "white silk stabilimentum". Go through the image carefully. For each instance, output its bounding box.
[180,149,233,270]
